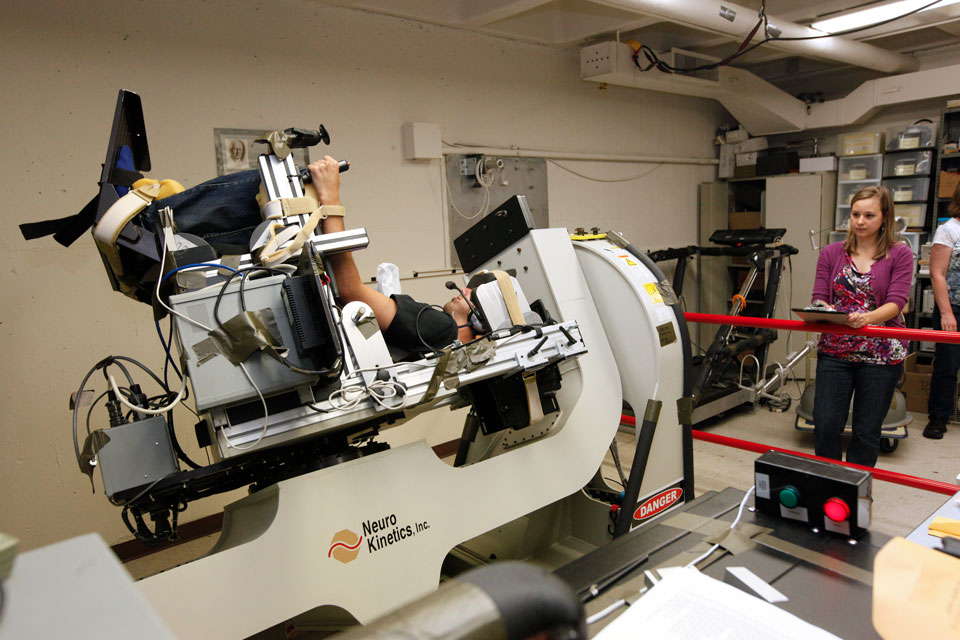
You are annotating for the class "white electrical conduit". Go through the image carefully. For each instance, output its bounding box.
[588,0,920,74]
[441,144,718,166]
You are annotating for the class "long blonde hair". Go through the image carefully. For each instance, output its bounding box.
[844,185,898,260]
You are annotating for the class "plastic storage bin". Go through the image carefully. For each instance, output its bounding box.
[894,203,927,228]
[830,226,922,251]
[839,154,882,181]
[882,177,930,202]
[838,180,882,205]
[883,150,933,177]
[835,207,850,229]
[886,122,936,151]
[840,132,884,156]
[899,231,920,257]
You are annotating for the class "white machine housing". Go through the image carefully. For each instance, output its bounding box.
[136,228,688,639]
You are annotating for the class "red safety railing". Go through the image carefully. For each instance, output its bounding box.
[685,312,960,344]
[650,312,960,496]
[619,414,958,495]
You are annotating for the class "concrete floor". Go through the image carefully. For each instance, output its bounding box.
[623,403,960,539]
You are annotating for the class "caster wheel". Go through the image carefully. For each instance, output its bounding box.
[879,438,899,454]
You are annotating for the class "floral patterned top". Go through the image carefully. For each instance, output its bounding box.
[817,254,907,364]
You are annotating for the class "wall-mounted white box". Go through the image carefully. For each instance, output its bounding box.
[799,156,837,173]
[401,121,442,160]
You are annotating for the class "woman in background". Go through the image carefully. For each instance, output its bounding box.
[811,186,913,467]
[923,182,960,439]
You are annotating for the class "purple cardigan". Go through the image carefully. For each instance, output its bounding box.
[811,241,914,328]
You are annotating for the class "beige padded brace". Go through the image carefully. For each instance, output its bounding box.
[258,205,345,267]
[93,182,162,279]
[491,270,525,325]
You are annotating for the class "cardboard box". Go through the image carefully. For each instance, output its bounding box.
[736,151,758,167]
[725,127,749,143]
[902,352,933,414]
[728,211,762,229]
[939,170,960,199]
[719,144,736,179]
[738,137,769,153]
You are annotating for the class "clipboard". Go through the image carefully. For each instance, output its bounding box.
[792,307,848,324]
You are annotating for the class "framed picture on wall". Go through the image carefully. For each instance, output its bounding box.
[213,128,311,176]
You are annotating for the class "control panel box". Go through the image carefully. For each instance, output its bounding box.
[97,416,179,499]
[754,451,872,538]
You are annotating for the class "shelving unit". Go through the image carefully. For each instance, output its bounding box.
[835,154,882,229]
[911,107,960,360]
[881,149,934,230]
[882,122,937,236]
[934,106,960,232]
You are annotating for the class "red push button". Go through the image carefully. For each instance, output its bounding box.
[823,497,850,523]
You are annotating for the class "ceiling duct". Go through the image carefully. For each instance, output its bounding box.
[582,41,960,135]
[666,48,721,84]
[588,0,920,74]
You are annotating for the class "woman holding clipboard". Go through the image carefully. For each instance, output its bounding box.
[810,185,913,467]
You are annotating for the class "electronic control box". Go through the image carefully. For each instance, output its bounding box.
[754,451,872,538]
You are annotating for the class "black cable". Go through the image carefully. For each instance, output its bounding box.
[162,315,180,389]
[632,0,942,75]
[214,266,292,329]
[165,410,202,470]
[213,269,245,332]
[101,359,134,387]
[121,505,137,537]
[109,356,169,393]
[416,304,456,357]
[213,266,338,377]
[85,389,113,435]
[238,267,293,312]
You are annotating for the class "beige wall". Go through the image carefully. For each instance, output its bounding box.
[0,0,725,551]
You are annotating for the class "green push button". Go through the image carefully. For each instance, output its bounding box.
[779,485,801,509]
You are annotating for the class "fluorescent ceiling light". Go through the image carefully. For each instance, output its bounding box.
[810,0,960,34]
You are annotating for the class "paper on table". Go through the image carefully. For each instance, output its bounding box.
[873,536,960,639]
[726,566,788,603]
[928,516,960,538]
[595,567,841,640]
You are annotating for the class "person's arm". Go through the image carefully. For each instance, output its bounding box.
[308,156,397,331]
[846,302,901,329]
[811,245,834,308]
[929,243,956,332]
[846,245,913,328]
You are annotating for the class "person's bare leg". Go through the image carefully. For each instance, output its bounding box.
[308,156,396,330]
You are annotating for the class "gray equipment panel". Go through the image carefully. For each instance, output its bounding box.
[445,154,548,268]
[98,416,179,498]
[170,275,316,411]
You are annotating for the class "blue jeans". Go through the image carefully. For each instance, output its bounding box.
[813,354,903,468]
[138,169,263,249]
[928,304,960,422]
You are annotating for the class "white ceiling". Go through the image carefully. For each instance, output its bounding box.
[322,0,960,99]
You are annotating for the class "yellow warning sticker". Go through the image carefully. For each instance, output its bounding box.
[645,282,663,304]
